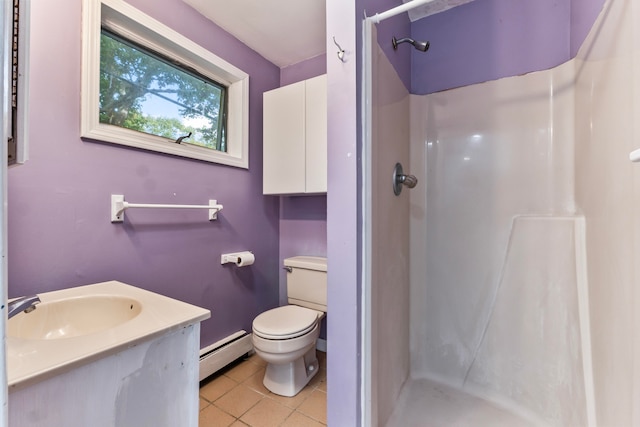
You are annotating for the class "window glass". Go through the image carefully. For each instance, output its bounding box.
[82,0,249,168]
[100,30,227,151]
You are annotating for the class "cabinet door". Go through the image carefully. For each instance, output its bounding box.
[263,81,306,194]
[305,75,327,193]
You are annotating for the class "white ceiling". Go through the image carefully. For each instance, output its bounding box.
[182,0,476,68]
[183,0,327,68]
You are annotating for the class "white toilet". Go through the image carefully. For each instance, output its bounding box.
[252,256,327,397]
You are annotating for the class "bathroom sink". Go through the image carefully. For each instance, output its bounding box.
[7,281,210,388]
[7,295,142,340]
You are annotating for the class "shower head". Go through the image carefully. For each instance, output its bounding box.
[392,36,430,52]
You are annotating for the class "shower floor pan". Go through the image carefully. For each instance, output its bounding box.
[385,378,536,427]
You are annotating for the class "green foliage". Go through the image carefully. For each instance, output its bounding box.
[99,30,226,151]
[142,116,195,140]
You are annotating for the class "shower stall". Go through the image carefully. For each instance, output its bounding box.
[361,0,639,426]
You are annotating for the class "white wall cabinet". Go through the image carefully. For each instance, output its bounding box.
[263,74,327,195]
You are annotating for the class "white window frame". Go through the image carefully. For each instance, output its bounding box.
[81,0,249,168]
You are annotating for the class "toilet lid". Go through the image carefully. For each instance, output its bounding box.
[253,305,320,340]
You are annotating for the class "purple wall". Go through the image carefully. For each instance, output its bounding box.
[9,0,281,349]
[326,0,359,423]
[410,0,606,95]
[570,0,606,56]
[278,197,327,278]
[411,0,571,94]
[280,54,327,86]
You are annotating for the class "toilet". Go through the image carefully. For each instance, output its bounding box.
[252,256,327,397]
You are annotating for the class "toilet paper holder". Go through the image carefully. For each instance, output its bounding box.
[220,251,255,267]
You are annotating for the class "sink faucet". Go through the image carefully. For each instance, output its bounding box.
[7,295,41,319]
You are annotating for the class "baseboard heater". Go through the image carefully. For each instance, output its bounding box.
[199,330,253,381]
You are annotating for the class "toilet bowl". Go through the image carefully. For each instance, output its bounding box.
[252,305,323,396]
[251,256,327,397]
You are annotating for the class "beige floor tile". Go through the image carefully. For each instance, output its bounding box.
[200,353,329,427]
[239,397,293,427]
[242,368,270,395]
[201,375,238,403]
[307,367,326,390]
[297,389,327,424]
[266,383,313,409]
[215,384,264,418]
[199,404,236,427]
[282,411,326,427]
[246,352,267,367]
[225,359,263,382]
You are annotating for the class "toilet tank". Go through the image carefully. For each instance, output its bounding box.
[284,256,327,312]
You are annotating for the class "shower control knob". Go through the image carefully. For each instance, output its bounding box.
[399,174,418,188]
[392,162,418,195]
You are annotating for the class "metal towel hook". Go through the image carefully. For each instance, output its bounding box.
[393,162,418,196]
[333,36,345,62]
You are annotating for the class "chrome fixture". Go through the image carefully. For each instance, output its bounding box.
[392,36,430,52]
[8,295,41,319]
[393,163,418,196]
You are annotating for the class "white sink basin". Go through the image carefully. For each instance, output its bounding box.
[8,295,142,340]
[7,281,210,388]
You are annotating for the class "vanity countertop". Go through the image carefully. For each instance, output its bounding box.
[7,280,210,389]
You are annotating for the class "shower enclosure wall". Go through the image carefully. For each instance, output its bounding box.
[363,0,640,426]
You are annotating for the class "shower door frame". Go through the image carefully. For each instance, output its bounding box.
[361,15,374,427]
[361,1,436,425]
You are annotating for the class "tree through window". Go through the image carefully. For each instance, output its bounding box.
[99,29,227,151]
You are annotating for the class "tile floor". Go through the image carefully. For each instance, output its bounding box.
[199,351,327,427]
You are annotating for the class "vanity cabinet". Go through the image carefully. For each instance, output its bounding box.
[263,74,327,195]
[9,324,202,427]
[7,281,210,427]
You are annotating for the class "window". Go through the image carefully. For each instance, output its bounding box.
[100,30,228,151]
[82,0,249,168]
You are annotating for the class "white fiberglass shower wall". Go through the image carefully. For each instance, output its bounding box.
[363,0,640,426]
[407,59,592,426]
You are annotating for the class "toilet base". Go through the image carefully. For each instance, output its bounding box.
[263,347,319,397]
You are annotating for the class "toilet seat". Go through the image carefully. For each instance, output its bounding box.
[253,305,320,340]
